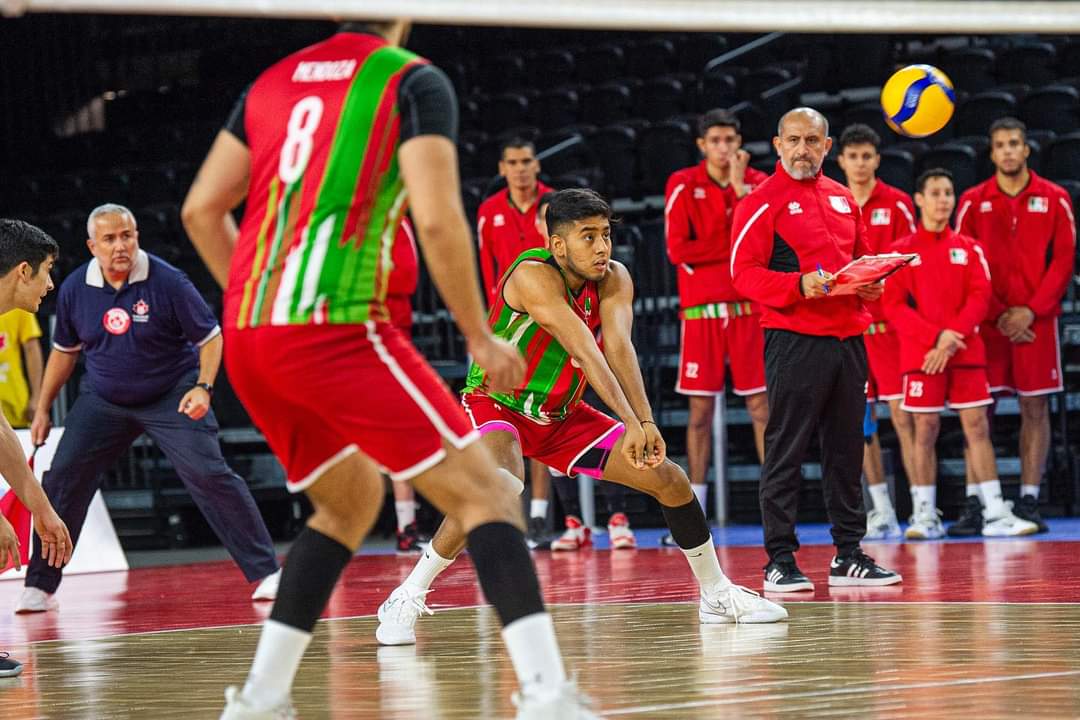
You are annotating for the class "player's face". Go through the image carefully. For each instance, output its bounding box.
[15,255,55,313]
[697,125,741,169]
[990,129,1029,177]
[915,177,955,226]
[774,115,832,180]
[553,215,612,282]
[498,147,540,192]
[88,213,139,278]
[837,143,880,185]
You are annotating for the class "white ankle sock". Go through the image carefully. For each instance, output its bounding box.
[868,483,893,513]
[394,501,416,532]
[691,483,708,512]
[241,619,311,710]
[501,612,567,700]
[405,546,454,591]
[910,484,936,513]
[680,538,729,594]
[966,484,980,498]
[979,479,1007,518]
[1021,483,1040,499]
[530,499,549,519]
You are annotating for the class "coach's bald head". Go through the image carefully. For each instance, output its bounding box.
[774,107,832,180]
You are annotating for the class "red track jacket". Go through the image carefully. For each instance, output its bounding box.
[861,180,917,323]
[477,181,553,304]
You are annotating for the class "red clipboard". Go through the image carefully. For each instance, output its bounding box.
[828,253,919,296]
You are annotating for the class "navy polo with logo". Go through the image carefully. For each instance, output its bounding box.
[52,250,220,406]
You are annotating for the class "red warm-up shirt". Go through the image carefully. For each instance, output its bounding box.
[955,171,1076,322]
[860,180,917,323]
[476,182,553,304]
[730,162,872,338]
[883,226,992,373]
[664,161,769,308]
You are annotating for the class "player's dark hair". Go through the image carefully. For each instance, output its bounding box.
[0,219,59,277]
[698,108,740,138]
[500,136,536,160]
[837,124,881,153]
[545,189,613,239]
[537,191,554,214]
[339,20,399,36]
[988,116,1027,143]
[915,167,955,194]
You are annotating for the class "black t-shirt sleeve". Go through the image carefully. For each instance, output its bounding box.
[223,84,251,145]
[398,64,458,143]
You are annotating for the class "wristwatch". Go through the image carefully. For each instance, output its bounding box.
[194,382,214,396]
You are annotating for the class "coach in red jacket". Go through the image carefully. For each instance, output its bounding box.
[730,107,901,593]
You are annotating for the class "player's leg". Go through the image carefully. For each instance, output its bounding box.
[526,460,552,548]
[862,403,900,540]
[1011,317,1061,531]
[743,391,768,465]
[902,373,945,540]
[549,469,591,551]
[887,398,917,491]
[685,394,715,510]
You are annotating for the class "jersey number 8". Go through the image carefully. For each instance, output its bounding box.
[279,96,324,185]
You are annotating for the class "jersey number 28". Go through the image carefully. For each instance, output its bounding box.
[278,96,324,184]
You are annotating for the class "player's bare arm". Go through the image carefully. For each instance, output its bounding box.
[182,130,250,289]
[0,418,71,568]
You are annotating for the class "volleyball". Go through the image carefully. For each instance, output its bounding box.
[880,64,956,138]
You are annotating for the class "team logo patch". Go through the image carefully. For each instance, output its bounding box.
[693,187,707,199]
[1028,196,1049,213]
[949,248,969,265]
[132,299,150,323]
[829,196,852,214]
[870,208,891,226]
[493,213,505,227]
[103,307,131,335]
[788,201,803,215]
[980,201,993,213]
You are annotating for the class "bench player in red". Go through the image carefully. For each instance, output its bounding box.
[182,19,593,719]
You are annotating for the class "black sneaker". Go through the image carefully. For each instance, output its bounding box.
[763,559,815,592]
[828,548,902,586]
[1013,495,1049,533]
[947,495,984,537]
[659,532,679,547]
[0,652,23,678]
[396,522,423,554]
[526,516,551,550]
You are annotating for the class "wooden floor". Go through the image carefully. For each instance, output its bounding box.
[2,529,1080,718]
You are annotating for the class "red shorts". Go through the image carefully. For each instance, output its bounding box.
[901,368,993,413]
[224,323,477,492]
[982,317,1064,396]
[864,324,903,403]
[676,311,766,396]
[460,392,624,478]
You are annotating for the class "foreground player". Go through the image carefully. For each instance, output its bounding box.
[183,20,591,719]
[376,189,787,647]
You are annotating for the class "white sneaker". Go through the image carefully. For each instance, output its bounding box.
[982,507,1039,537]
[251,569,281,601]
[904,505,945,540]
[700,583,788,624]
[375,584,434,646]
[15,587,58,614]
[606,512,637,549]
[513,680,599,720]
[865,507,901,540]
[550,515,591,551]
[220,686,296,720]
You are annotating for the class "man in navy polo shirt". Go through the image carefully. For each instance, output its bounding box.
[16,204,280,613]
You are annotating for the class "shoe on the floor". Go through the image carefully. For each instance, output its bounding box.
[220,686,296,719]
[947,495,984,537]
[0,652,23,678]
[513,680,599,720]
[828,548,902,586]
[1012,494,1049,533]
[607,512,637,550]
[763,559,814,592]
[659,532,679,547]
[700,583,788,624]
[15,587,57,614]
[396,522,424,554]
[904,503,945,540]
[526,516,551,550]
[376,584,434,646]
[251,569,281,601]
[550,515,591,552]
[865,506,901,540]
[982,504,1040,537]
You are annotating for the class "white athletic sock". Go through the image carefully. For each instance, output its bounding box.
[680,537,730,594]
[966,484,980,498]
[691,483,708,512]
[501,612,567,700]
[910,484,936,513]
[530,499,549,520]
[241,619,312,710]
[979,479,1007,518]
[1021,483,1040,500]
[394,501,416,532]
[868,483,894,513]
[404,545,454,591]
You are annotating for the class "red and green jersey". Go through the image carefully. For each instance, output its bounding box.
[464,248,602,423]
[225,33,424,329]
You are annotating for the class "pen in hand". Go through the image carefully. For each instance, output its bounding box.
[817,263,830,294]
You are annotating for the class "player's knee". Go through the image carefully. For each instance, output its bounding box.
[1019,396,1049,422]
[913,414,940,442]
[654,461,694,506]
[745,393,769,424]
[960,412,990,443]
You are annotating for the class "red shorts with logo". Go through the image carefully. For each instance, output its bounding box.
[460,392,624,478]
[676,311,766,396]
[901,367,993,412]
[864,324,903,403]
[224,323,477,492]
[981,317,1064,396]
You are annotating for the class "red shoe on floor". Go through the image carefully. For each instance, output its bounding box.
[551,515,592,551]
[607,512,637,549]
